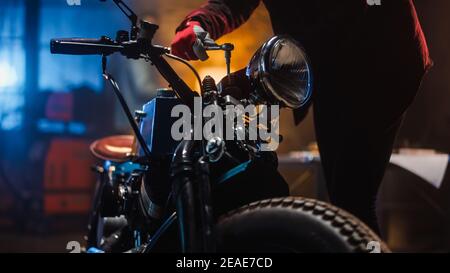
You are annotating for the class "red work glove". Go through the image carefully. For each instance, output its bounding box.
[171,21,215,61]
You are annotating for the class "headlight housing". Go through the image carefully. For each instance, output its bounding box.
[246,36,312,109]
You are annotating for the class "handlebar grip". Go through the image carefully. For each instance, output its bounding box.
[50,38,122,55]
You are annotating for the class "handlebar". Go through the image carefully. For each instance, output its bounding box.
[50,36,171,57]
[50,36,197,109]
[50,37,123,56]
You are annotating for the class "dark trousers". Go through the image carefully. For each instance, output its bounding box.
[309,51,426,234]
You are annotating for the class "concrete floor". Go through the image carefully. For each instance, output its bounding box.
[0,232,85,253]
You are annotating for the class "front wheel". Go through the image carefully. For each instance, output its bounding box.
[216,197,390,253]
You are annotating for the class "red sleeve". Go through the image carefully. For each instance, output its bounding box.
[410,2,433,72]
[176,0,261,40]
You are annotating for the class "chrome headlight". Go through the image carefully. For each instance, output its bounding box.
[246,36,312,109]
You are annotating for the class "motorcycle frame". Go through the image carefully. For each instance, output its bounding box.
[78,25,216,253]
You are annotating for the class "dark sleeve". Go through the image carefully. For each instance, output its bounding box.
[177,0,261,40]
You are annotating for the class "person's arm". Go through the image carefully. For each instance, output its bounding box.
[171,0,260,60]
[178,0,261,40]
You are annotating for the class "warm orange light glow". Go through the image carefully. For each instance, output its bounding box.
[156,0,273,92]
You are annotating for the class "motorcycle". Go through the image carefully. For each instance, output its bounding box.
[50,0,388,253]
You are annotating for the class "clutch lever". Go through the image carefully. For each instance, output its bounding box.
[204,43,234,77]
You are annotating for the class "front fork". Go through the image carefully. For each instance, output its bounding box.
[170,76,221,252]
[170,140,215,252]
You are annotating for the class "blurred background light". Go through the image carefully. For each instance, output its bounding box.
[0,61,19,88]
[0,0,25,131]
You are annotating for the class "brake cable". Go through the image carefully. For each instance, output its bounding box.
[151,53,204,94]
[102,56,152,160]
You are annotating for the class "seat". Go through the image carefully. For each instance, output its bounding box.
[89,135,135,162]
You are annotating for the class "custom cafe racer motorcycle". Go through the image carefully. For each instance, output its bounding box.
[50,0,388,253]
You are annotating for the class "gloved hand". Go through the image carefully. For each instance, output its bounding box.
[170,21,216,61]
